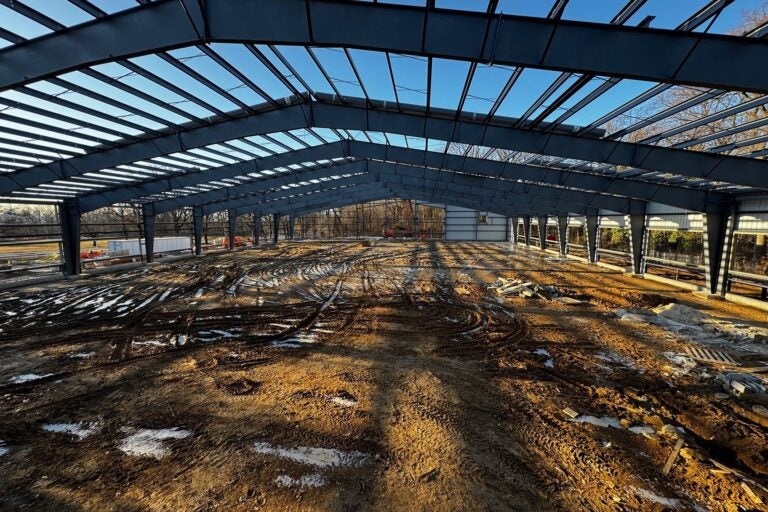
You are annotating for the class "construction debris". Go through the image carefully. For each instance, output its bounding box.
[685,346,738,366]
[718,372,766,397]
[662,439,685,476]
[490,278,561,300]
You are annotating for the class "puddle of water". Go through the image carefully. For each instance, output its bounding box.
[118,427,192,458]
[42,422,99,440]
[8,373,53,384]
[253,442,371,468]
[275,473,326,488]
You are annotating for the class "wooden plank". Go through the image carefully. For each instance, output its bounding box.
[662,439,684,476]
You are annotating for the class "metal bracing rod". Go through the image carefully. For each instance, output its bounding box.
[74,139,722,214]
[5,96,767,195]
[2,0,768,94]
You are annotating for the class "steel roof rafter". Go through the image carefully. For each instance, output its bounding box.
[3,0,768,94]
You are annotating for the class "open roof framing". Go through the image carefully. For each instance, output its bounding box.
[0,0,767,219]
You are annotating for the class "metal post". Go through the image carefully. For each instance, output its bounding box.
[585,210,599,263]
[703,203,737,296]
[523,216,531,246]
[537,215,548,250]
[227,208,237,250]
[557,214,568,255]
[193,206,203,256]
[273,213,280,243]
[413,200,420,239]
[510,217,518,244]
[142,205,155,263]
[288,214,295,240]
[252,210,261,246]
[629,202,647,275]
[59,199,81,276]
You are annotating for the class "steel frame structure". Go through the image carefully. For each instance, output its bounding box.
[1,0,767,297]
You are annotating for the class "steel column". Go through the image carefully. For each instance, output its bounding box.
[509,216,518,244]
[288,214,295,240]
[523,216,532,246]
[142,205,155,263]
[227,208,237,249]
[273,213,280,243]
[585,211,599,263]
[193,206,203,256]
[59,200,81,276]
[557,214,568,255]
[252,210,261,246]
[703,203,737,295]
[537,216,548,250]
[629,204,648,275]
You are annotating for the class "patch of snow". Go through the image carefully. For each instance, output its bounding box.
[275,473,326,488]
[133,340,168,347]
[632,487,680,508]
[8,373,53,384]
[533,348,555,368]
[271,332,318,348]
[329,396,357,407]
[253,442,371,468]
[628,425,655,436]
[0,440,7,456]
[69,351,96,359]
[570,416,622,429]
[653,303,705,324]
[118,427,191,458]
[42,422,99,440]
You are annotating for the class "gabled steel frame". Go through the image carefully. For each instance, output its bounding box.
[69,139,723,215]
[3,95,766,197]
[2,0,768,94]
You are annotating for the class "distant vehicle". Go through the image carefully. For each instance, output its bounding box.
[383,225,412,238]
[80,249,104,260]
[223,236,249,248]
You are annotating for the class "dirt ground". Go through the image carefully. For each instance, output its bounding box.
[0,241,767,511]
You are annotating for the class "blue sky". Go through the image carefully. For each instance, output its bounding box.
[0,0,765,161]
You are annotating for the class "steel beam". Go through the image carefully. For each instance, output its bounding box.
[4,98,763,196]
[59,200,81,276]
[2,0,767,93]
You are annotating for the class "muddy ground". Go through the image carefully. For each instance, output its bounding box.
[0,241,766,511]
